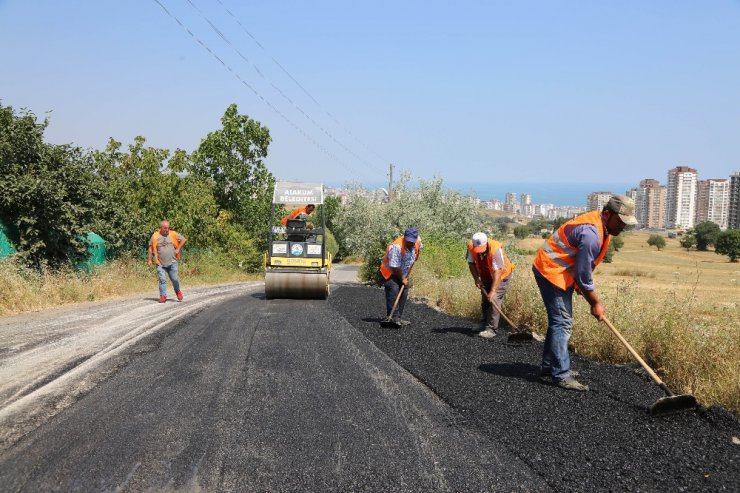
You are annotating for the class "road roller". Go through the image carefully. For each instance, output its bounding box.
[264,181,331,299]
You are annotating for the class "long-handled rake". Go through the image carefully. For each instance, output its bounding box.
[479,287,543,343]
[380,285,405,328]
[601,315,697,416]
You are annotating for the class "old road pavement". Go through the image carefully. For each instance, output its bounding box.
[1,264,738,492]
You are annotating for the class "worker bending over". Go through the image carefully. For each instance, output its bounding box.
[467,232,515,339]
[379,227,422,326]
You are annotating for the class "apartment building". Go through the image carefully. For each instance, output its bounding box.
[586,191,613,211]
[665,166,698,229]
[729,172,740,229]
[633,179,666,229]
[695,179,730,229]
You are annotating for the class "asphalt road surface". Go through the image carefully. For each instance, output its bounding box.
[0,265,737,492]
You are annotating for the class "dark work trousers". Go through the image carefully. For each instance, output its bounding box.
[383,276,408,319]
[480,273,513,330]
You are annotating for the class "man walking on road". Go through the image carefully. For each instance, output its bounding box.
[532,195,637,391]
[467,232,515,339]
[147,220,187,303]
[379,227,422,326]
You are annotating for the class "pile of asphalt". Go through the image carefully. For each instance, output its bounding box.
[330,285,740,492]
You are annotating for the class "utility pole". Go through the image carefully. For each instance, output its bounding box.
[388,162,393,202]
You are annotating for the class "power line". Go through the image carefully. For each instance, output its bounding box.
[182,0,384,174]
[213,0,391,166]
[151,0,373,179]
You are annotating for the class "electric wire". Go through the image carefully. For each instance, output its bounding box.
[213,0,390,166]
[151,0,373,179]
[183,0,384,174]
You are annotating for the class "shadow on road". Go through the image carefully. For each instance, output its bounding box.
[478,362,543,383]
[431,326,477,337]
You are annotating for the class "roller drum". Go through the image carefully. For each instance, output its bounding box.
[265,270,329,299]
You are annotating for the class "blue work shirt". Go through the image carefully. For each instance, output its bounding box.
[564,214,608,292]
[387,241,422,277]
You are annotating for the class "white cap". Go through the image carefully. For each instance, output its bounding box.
[472,232,488,252]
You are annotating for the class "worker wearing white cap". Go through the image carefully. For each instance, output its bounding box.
[467,232,515,339]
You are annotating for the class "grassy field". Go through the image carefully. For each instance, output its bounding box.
[409,232,740,414]
[0,254,261,317]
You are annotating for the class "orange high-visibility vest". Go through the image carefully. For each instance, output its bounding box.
[468,238,514,282]
[533,210,611,290]
[281,206,310,226]
[379,236,421,280]
[150,230,181,265]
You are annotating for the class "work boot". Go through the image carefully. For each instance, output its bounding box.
[556,377,589,392]
[176,291,183,301]
[478,328,496,339]
[159,295,166,303]
[397,319,411,326]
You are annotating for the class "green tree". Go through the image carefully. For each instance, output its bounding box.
[323,195,342,231]
[0,104,109,268]
[513,225,530,239]
[693,221,721,251]
[647,234,666,250]
[715,229,740,262]
[611,235,624,251]
[92,137,221,254]
[679,232,696,251]
[191,104,273,238]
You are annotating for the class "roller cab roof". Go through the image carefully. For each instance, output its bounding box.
[272,181,324,205]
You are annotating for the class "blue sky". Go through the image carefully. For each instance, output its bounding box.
[1,0,739,186]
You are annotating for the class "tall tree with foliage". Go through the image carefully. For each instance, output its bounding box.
[715,229,740,262]
[693,221,721,251]
[191,104,274,238]
[92,137,222,253]
[0,104,108,268]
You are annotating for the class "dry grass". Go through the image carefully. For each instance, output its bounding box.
[411,231,740,414]
[0,256,260,317]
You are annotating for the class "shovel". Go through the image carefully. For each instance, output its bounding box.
[601,315,697,416]
[479,287,543,343]
[380,284,405,328]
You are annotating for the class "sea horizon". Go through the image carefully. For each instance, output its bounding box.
[327,181,635,208]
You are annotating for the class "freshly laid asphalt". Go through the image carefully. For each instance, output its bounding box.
[329,285,740,492]
[0,280,737,492]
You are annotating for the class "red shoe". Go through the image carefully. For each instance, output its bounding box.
[176,291,183,301]
[159,295,166,303]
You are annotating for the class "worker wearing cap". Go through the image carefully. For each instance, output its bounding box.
[467,232,515,339]
[533,194,637,391]
[379,227,422,326]
[281,204,315,226]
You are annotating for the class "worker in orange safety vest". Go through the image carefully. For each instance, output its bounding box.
[379,227,422,327]
[147,220,187,303]
[532,195,637,392]
[467,232,515,339]
[281,204,315,226]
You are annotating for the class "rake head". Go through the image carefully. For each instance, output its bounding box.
[380,318,402,328]
[649,394,697,417]
[507,331,535,343]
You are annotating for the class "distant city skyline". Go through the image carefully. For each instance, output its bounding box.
[1,1,739,184]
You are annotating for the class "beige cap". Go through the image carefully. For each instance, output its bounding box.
[607,195,638,226]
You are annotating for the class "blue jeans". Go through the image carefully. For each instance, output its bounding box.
[383,277,408,319]
[157,262,181,297]
[533,266,574,381]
